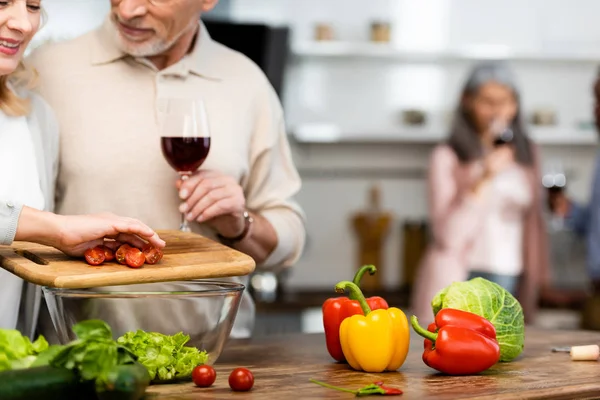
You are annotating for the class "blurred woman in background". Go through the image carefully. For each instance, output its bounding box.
[411,62,550,324]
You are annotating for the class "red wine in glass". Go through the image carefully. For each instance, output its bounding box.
[158,98,211,232]
[493,128,514,147]
[161,137,211,173]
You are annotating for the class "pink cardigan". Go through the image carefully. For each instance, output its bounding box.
[410,144,550,325]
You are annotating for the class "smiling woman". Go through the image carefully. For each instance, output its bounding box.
[0,0,42,116]
[0,0,165,336]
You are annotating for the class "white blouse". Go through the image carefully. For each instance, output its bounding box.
[467,164,533,276]
[0,111,45,329]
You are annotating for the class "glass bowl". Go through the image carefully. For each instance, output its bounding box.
[42,280,245,376]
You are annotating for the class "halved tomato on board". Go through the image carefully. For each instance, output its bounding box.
[100,245,115,262]
[142,243,164,265]
[125,248,145,268]
[84,246,105,266]
[116,244,132,265]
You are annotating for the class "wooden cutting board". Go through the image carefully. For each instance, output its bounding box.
[0,230,256,289]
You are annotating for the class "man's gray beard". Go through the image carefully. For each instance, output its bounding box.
[110,18,199,58]
[112,29,173,57]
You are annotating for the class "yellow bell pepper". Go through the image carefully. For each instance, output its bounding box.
[336,280,410,373]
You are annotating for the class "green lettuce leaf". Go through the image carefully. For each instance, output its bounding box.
[72,319,113,341]
[31,335,49,353]
[0,329,50,371]
[30,345,66,367]
[0,353,10,371]
[50,319,136,390]
[117,330,208,381]
[431,277,525,362]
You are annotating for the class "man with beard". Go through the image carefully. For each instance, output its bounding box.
[27,0,306,340]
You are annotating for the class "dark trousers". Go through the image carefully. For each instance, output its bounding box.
[468,270,519,296]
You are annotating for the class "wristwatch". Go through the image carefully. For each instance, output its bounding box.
[217,211,253,247]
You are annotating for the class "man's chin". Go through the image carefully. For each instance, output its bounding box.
[116,36,166,58]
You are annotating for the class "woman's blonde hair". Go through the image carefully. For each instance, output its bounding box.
[0,62,38,116]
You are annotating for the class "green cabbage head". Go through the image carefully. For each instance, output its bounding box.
[431,277,524,362]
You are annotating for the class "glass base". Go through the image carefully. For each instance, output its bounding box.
[180,220,192,232]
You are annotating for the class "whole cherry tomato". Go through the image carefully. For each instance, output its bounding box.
[228,368,254,392]
[192,365,216,388]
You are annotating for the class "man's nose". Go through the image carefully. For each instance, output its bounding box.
[117,0,148,20]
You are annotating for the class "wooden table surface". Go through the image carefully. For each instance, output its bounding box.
[146,327,600,400]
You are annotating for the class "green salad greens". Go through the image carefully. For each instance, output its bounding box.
[0,319,208,385]
[0,329,62,371]
[50,320,137,391]
[117,330,208,381]
[432,277,525,362]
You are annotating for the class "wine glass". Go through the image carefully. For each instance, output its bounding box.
[158,98,211,232]
[490,117,514,147]
[542,160,567,232]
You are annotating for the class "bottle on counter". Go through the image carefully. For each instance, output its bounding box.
[350,183,392,292]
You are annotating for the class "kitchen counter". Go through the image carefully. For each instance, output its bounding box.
[147,328,600,399]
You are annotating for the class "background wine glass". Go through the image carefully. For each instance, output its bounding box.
[490,117,514,147]
[158,98,211,232]
[542,159,567,231]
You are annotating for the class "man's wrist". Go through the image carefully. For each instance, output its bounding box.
[218,211,253,246]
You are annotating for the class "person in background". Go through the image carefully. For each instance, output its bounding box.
[548,71,600,330]
[411,62,550,325]
[26,0,306,339]
[0,0,165,337]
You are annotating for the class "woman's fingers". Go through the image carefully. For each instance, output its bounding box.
[101,240,122,251]
[145,232,166,249]
[109,217,166,248]
[105,232,147,249]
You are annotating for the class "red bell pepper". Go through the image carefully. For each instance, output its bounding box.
[410,308,500,375]
[323,265,389,362]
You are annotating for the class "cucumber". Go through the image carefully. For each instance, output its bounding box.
[0,365,95,400]
[96,363,150,400]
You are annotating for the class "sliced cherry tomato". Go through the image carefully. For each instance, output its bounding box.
[192,365,216,388]
[142,243,164,265]
[115,244,132,265]
[84,246,105,266]
[228,368,254,392]
[125,248,145,268]
[100,245,115,262]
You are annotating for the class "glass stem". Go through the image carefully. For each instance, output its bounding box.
[179,173,191,232]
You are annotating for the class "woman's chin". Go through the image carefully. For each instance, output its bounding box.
[0,59,20,77]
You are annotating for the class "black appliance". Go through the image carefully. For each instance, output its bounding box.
[203,20,290,100]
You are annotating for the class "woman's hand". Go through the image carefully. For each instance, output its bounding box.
[483,145,515,177]
[15,208,166,257]
[470,146,515,195]
[53,212,166,256]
